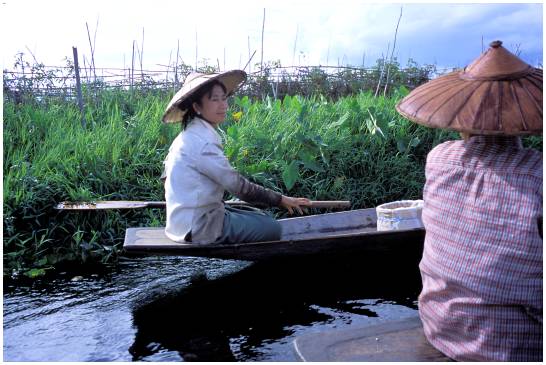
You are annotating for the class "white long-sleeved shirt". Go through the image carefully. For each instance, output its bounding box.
[163,117,281,243]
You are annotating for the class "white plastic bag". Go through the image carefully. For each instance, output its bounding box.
[376,200,424,231]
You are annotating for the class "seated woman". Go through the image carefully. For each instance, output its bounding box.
[396,41,542,361]
[162,70,310,244]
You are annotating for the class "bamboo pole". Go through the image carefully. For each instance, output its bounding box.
[374,44,389,98]
[260,8,265,76]
[292,24,299,66]
[326,37,330,66]
[247,36,251,74]
[85,22,97,84]
[131,40,135,91]
[140,27,145,81]
[83,56,89,82]
[243,50,256,71]
[195,31,198,71]
[166,50,172,85]
[383,6,403,96]
[175,39,180,89]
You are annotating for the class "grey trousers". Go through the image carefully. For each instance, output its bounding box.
[214,206,282,244]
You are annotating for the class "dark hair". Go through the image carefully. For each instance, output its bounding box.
[179,80,227,129]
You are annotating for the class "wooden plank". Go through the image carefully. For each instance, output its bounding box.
[278,208,377,240]
[293,315,452,362]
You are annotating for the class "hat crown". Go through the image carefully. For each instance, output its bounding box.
[184,72,220,84]
[185,72,206,83]
[462,40,532,80]
[162,69,247,123]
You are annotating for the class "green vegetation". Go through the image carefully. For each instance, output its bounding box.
[4,89,172,277]
[3,88,437,277]
[3,57,542,278]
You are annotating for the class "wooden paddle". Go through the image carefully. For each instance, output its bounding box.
[55,200,351,210]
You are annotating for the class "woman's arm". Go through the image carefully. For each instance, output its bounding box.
[197,142,310,213]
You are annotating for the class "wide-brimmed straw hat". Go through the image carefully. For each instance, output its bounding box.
[162,70,247,123]
[396,40,542,135]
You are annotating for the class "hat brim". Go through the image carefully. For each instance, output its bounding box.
[396,68,542,136]
[162,70,247,123]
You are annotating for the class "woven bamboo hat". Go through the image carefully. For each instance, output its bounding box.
[396,40,542,135]
[162,70,247,123]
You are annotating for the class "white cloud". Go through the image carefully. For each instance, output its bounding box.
[1,1,542,72]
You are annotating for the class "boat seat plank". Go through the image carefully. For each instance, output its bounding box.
[293,315,452,362]
[126,227,182,246]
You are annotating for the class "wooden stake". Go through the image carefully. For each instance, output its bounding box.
[72,47,86,128]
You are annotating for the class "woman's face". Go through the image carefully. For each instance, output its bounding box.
[194,84,228,126]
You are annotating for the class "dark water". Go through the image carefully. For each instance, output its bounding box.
[4,251,423,361]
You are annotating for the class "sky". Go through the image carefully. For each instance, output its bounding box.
[1,1,543,75]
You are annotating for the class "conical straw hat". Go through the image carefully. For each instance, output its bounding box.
[162,70,247,123]
[396,41,542,135]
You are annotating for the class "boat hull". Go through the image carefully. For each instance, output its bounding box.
[123,208,425,260]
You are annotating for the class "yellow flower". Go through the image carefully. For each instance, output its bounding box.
[232,111,243,121]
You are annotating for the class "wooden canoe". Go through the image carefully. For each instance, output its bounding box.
[123,207,425,260]
[293,315,452,361]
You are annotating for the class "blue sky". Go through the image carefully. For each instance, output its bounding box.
[1,1,543,73]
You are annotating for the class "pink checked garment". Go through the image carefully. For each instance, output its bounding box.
[419,135,543,361]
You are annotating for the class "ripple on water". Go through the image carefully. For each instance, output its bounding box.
[4,253,422,361]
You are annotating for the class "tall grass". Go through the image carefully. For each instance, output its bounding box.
[4,89,175,277]
[3,88,541,277]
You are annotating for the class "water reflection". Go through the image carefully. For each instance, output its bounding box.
[3,256,248,362]
[129,251,422,361]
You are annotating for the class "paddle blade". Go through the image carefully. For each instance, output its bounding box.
[55,201,165,210]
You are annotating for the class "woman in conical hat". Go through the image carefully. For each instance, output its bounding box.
[397,41,542,361]
[162,70,311,244]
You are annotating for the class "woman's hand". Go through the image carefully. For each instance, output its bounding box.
[280,195,312,215]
